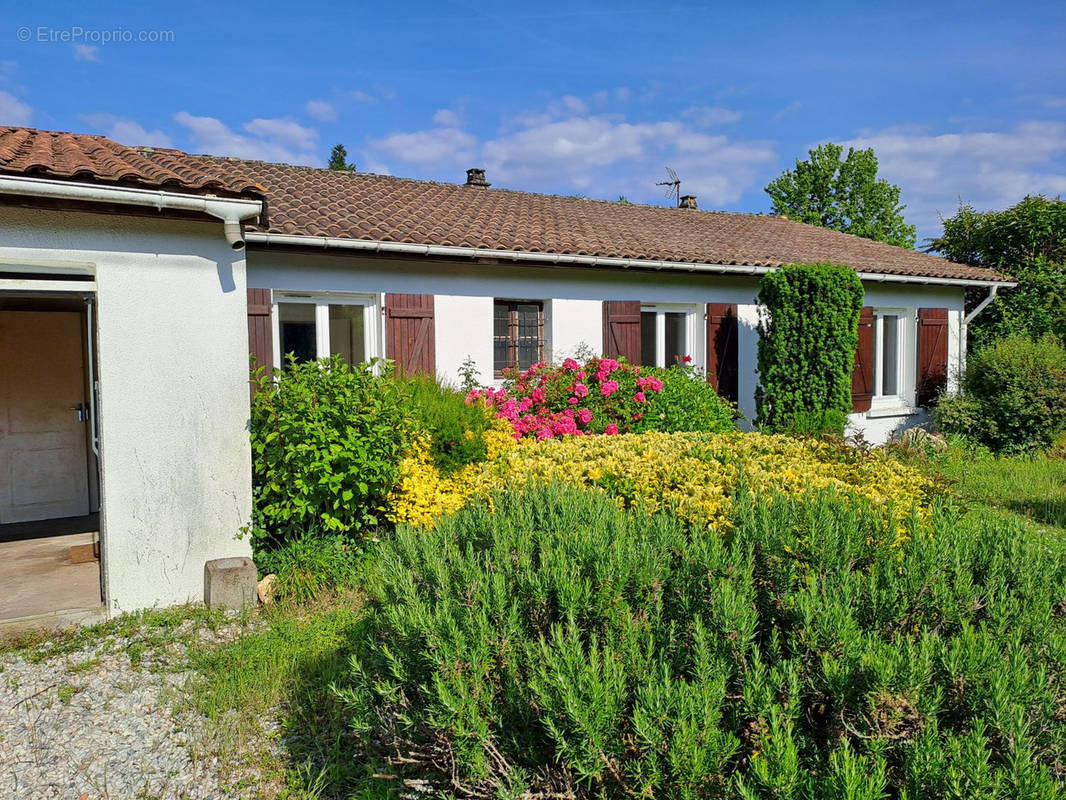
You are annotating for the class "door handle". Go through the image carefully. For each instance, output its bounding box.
[69,403,85,423]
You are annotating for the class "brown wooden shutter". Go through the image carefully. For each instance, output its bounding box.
[851,306,875,412]
[917,307,949,406]
[602,301,642,363]
[706,302,739,404]
[247,289,273,395]
[386,293,436,375]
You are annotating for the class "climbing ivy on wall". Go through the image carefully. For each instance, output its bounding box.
[756,263,864,435]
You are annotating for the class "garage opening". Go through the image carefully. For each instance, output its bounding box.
[0,292,102,622]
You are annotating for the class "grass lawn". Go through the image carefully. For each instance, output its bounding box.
[183,590,371,799]
[923,446,1066,535]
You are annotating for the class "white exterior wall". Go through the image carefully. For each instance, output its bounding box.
[248,250,970,445]
[0,207,252,614]
[435,295,493,386]
[547,299,603,363]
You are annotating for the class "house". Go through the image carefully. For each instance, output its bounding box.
[0,126,1011,622]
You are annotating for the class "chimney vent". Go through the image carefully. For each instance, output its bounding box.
[465,168,490,187]
[679,194,698,210]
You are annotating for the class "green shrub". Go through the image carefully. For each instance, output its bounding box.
[400,375,491,473]
[936,333,1066,452]
[636,362,737,433]
[342,484,1066,799]
[756,263,863,435]
[249,356,408,550]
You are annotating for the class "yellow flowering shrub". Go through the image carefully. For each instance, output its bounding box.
[388,430,933,538]
[386,419,517,529]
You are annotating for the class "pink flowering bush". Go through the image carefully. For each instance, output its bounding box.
[467,356,735,440]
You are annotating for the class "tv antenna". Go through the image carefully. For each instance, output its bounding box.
[656,167,681,207]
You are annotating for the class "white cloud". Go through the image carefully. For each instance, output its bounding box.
[305,99,337,122]
[351,90,378,104]
[0,90,32,125]
[81,113,172,147]
[242,117,318,151]
[681,105,743,127]
[369,100,776,206]
[73,45,99,63]
[173,112,322,165]
[432,108,463,127]
[373,127,479,168]
[844,121,1066,237]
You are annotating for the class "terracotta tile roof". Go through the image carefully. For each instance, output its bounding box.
[170,153,1009,284]
[0,126,1009,284]
[0,126,259,195]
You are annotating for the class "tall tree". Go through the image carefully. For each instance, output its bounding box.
[328,144,356,172]
[926,195,1066,349]
[765,143,917,248]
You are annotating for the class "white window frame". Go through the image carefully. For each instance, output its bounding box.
[639,303,704,369]
[871,307,916,413]
[271,290,384,367]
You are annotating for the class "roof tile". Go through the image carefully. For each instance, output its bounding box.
[0,126,1010,283]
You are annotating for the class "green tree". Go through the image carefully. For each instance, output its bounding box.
[926,195,1066,349]
[328,143,356,172]
[765,143,917,248]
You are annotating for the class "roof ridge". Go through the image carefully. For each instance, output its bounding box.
[178,149,793,220]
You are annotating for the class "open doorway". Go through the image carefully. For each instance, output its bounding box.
[0,294,102,621]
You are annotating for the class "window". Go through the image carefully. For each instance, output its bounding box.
[639,305,696,367]
[494,300,543,376]
[273,293,380,367]
[872,309,912,404]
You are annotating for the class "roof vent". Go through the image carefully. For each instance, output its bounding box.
[679,194,698,210]
[465,168,490,187]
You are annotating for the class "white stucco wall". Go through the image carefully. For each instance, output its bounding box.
[0,207,252,614]
[547,299,603,362]
[435,295,494,386]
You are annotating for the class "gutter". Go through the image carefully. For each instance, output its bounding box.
[244,231,1014,289]
[0,175,263,250]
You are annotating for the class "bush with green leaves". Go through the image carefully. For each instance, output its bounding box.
[635,362,737,433]
[342,483,1066,799]
[756,263,864,435]
[936,333,1066,452]
[400,375,492,474]
[249,356,408,550]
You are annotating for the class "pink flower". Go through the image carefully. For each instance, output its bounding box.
[595,358,620,381]
[576,371,587,380]
[633,391,646,403]
[531,387,545,404]
[536,426,554,441]
[601,380,619,397]
[633,412,644,421]
[637,376,663,393]
[562,358,580,371]
[576,408,593,425]
[573,383,589,398]
[605,423,619,435]
[518,396,534,412]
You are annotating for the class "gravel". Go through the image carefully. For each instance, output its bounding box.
[0,618,271,800]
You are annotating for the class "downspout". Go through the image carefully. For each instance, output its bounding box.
[0,175,262,248]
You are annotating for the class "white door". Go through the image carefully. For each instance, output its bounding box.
[0,311,90,524]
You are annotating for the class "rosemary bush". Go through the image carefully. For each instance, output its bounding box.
[343,484,1066,799]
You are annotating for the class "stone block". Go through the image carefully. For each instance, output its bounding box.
[204,557,257,610]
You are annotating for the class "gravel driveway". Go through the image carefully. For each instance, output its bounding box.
[0,618,268,800]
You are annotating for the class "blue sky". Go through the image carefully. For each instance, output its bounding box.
[2,0,1065,244]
